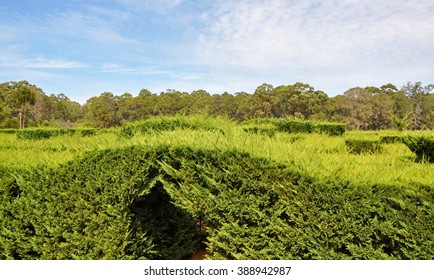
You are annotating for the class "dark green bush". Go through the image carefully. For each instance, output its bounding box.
[0,129,18,134]
[252,118,346,136]
[345,139,382,154]
[16,129,54,140]
[404,136,434,163]
[380,135,404,144]
[15,129,77,140]
[1,145,433,260]
[80,129,96,137]
[315,123,346,136]
[243,126,276,137]
[120,117,219,138]
[276,119,314,134]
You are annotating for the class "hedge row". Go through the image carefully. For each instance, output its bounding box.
[276,119,346,136]
[15,129,96,140]
[120,116,222,138]
[380,135,404,144]
[404,136,434,163]
[345,139,382,154]
[245,118,346,136]
[1,145,433,260]
[242,125,277,137]
[0,129,18,134]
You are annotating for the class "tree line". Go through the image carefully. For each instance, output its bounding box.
[1,80,433,130]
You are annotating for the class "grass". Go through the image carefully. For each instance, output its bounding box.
[1,116,434,188]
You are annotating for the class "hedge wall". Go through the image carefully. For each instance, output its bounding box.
[272,119,346,136]
[120,117,221,138]
[15,128,97,140]
[345,139,382,154]
[1,145,433,260]
[404,136,434,163]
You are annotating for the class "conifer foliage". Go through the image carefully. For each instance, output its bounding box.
[1,145,433,260]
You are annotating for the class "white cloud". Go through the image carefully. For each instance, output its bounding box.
[0,47,87,69]
[99,63,171,76]
[195,0,434,93]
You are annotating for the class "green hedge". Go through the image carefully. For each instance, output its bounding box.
[275,119,315,134]
[80,129,96,137]
[380,135,404,144]
[120,116,220,138]
[315,123,346,136]
[267,119,346,136]
[243,126,277,137]
[1,145,433,260]
[345,139,382,154]
[15,128,97,140]
[0,129,18,134]
[404,136,434,163]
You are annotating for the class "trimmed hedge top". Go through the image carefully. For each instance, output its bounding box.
[245,118,346,136]
[1,145,433,260]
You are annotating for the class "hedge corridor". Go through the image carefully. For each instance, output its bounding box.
[1,145,433,260]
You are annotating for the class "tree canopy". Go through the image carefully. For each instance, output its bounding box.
[0,80,433,130]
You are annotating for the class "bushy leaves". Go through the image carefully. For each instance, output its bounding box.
[345,139,382,154]
[120,116,222,137]
[1,145,433,260]
[404,136,434,163]
[245,118,346,136]
[16,128,96,140]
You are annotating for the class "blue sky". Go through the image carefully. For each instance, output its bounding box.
[1,0,433,103]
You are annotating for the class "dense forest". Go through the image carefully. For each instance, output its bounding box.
[1,80,433,130]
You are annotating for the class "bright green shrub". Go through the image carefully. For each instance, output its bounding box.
[15,129,77,140]
[380,135,404,144]
[79,129,96,137]
[16,129,54,140]
[276,119,315,134]
[404,136,434,163]
[315,123,346,136]
[249,118,346,136]
[120,116,220,137]
[1,145,433,260]
[243,126,276,137]
[0,129,17,134]
[345,139,382,154]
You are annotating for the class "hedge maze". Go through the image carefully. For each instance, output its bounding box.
[1,143,433,260]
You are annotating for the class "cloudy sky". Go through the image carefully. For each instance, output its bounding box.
[1,0,433,103]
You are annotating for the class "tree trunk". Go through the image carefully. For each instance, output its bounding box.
[19,112,23,129]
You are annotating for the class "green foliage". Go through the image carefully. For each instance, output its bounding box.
[345,139,382,154]
[1,143,433,260]
[15,128,97,140]
[391,115,410,131]
[242,125,276,137]
[16,129,57,140]
[315,122,346,136]
[404,136,434,163]
[0,129,18,134]
[120,116,221,137]
[276,119,315,133]
[244,118,346,136]
[80,129,96,137]
[380,135,404,144]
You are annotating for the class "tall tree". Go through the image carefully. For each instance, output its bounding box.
[334,87,374,130]
[401,82,434,129]
[84,92,119,128]
[248,83,276,118]
[9,81,37,129]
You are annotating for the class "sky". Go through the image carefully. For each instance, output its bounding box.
[1,0,433,104]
